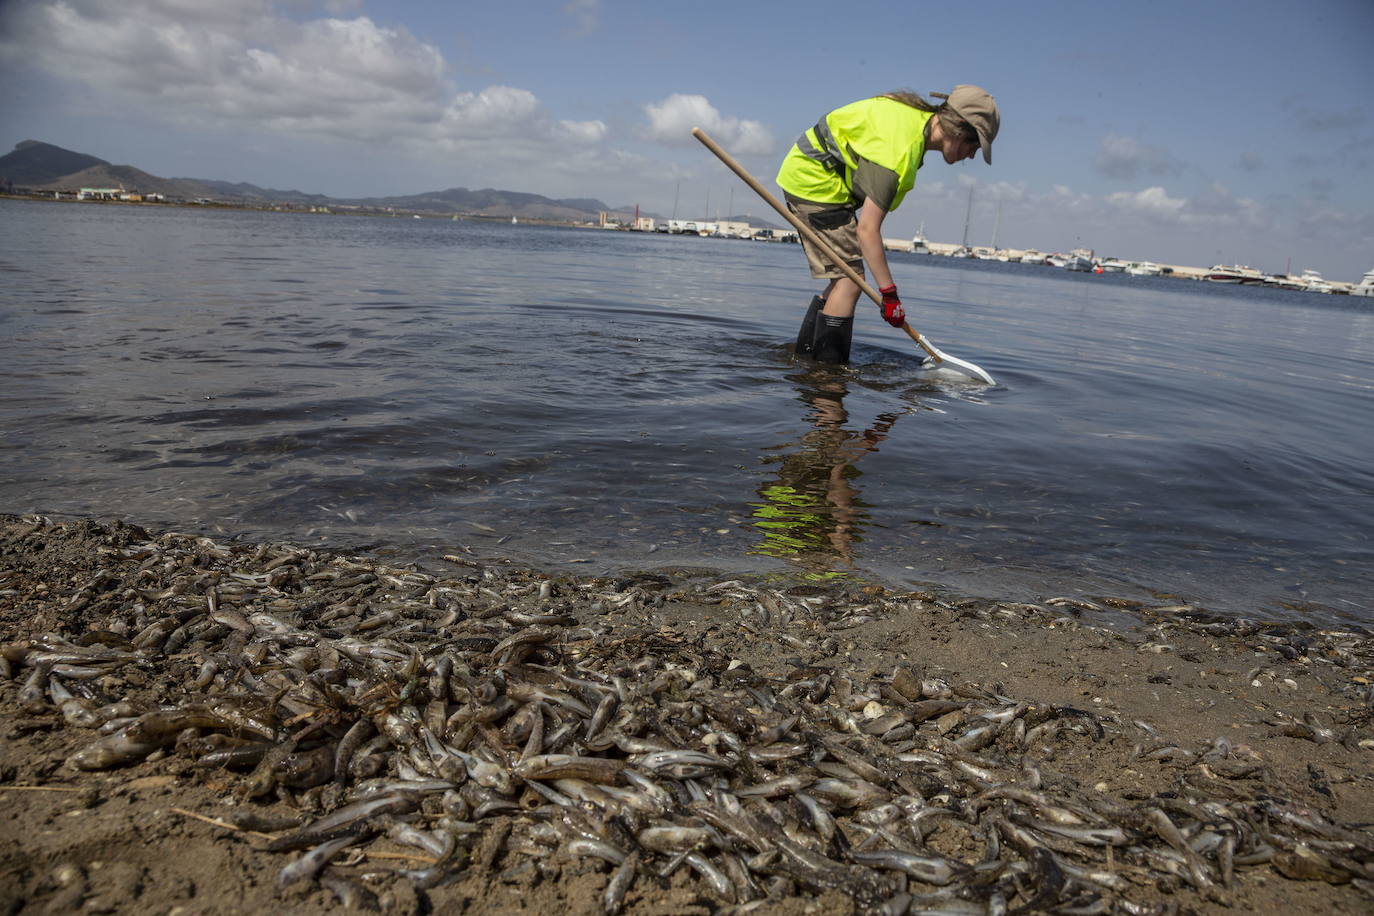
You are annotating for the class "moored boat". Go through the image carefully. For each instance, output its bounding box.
[1300,269,1333,293]
[1125,261,1162,276]
[1263,273,1307,290]
[1353,268,1374,298]
[1064,248,1094,272]
[1098,257,1128,272]
[1204,264,1264,283]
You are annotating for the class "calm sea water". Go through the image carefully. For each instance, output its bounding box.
[2,199,1371,625]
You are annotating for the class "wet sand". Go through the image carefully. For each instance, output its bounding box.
[1,514,1371,914]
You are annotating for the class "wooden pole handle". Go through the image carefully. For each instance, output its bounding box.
[691,127,939,360]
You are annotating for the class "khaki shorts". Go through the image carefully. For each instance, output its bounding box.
[786,198,863,280]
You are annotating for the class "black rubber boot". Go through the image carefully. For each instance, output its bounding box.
[794,296,824,356]
[812,313,854,364]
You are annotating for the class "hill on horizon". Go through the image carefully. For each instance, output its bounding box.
[0,139,784,229]
[0,140,636,222]
[0,140,109,186]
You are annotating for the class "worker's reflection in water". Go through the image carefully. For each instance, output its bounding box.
[750,370,903,580]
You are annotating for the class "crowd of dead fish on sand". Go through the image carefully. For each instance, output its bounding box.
[2,514,1374,914]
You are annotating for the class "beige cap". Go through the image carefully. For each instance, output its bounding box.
[938,85,999,164]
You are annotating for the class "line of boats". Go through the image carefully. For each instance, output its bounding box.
[912,235,1373,296]
[934,243,1168,276]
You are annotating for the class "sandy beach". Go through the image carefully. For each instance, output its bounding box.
[2,513,1372,915]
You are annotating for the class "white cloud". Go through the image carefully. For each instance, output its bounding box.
[562,0,600,37]
[1094,133,1183,181]
[555,119,608,144]
[1102,183,1268,231]
[643,94,774,155]
[0,0,607,156]
[1106,186,1187,220]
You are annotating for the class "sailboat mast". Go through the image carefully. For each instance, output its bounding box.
[961,186,974,249]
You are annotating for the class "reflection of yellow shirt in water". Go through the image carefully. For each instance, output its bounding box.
[751,483,829,556]
[749,437,865,579]
[749,378,900,579]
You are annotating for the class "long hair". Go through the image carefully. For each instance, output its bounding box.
[881,90,939,112]
[881,90,977,143]
[879,89,978,144]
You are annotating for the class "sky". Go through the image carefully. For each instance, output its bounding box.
[1,0,1371,281]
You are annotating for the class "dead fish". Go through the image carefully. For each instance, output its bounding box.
[630,750,730,779]
[514,754,624,785]
[1272,844,1353,884]
[567,837,627,865]
[278,834,359,887]
[736,773,815,798]
[638,825,718,853]
[68,707,234,770]
[807,777,890,810]
[267,794,417,852]
[604,852,639,914]
[851,849,964,886]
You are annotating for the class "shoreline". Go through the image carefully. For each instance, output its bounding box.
[6,194,1364,290]
[0,191,593,229]
[2,513,1372,914]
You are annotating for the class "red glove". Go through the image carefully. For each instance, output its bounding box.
[878,285,905,327]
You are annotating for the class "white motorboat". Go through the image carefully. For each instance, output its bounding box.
[1264,273,1307,290]
[911,222,931,254]
[1300,269,1333,293]
[1204,264,1264,283]
[1125,261,1162,276]
[1064,248,1094,272]
[1353,268,1374,298]
[1098,257,1129,272]
[1020,249,1047,265]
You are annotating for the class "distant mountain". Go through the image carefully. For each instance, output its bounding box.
[0,140,108,185]
[182,179,334,205]
[1,139,630,219]
[0,139,783,228]
[338,186,621,221]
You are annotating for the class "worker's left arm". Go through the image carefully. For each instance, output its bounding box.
[856,201,893,290]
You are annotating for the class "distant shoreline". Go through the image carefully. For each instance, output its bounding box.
[0,190,591,228]
[3,192,1364,292]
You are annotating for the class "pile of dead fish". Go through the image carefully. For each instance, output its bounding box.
[3,515,1373,914]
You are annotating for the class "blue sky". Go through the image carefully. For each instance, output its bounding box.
[2,0,1371,279]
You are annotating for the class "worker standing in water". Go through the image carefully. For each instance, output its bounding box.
[776,85,1000,363]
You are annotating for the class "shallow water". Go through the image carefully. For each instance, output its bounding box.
[2,199,1371,624]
